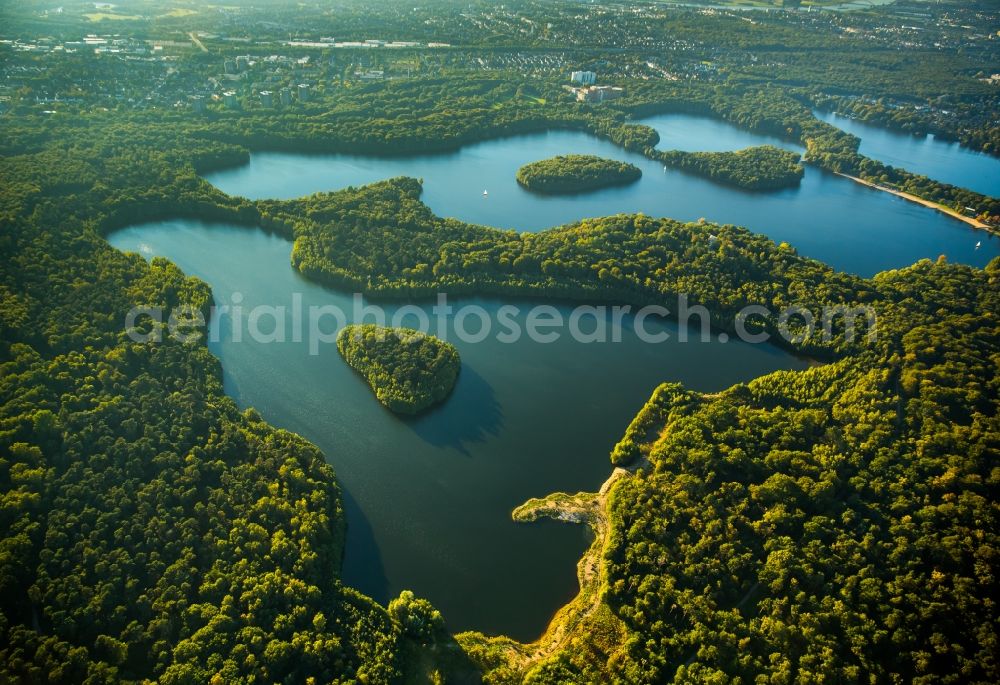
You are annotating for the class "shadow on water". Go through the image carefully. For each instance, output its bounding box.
[339,487,390,605]
[402,364,504,455]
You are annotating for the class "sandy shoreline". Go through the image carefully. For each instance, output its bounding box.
[836,172,996,234]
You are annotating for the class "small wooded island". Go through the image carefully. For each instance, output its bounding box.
[516,154,642,194]
[656,145,804,190]
[337,324,461,414]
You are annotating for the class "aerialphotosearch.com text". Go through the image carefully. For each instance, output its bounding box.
[125,292,877,354]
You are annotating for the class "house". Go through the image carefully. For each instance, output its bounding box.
[575,85,624,103]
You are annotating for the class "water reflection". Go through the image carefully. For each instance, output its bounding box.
[403,365,504,455]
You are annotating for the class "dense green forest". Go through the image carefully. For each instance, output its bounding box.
[515,155,642,194]
[273,176,873,358]
[0,211,408,681]
[522,258,999,683]
[337,324,461,414]
[1,16,999,680]
[654,145,804,191]
[3,136,996,682]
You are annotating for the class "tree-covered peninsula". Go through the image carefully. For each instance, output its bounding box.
[337,325,461,414]
[655,145,805,190]
[516,154,642,194]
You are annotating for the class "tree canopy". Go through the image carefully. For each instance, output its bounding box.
[337,324,461,415]
[655,145,804,191]
[0,62,997,684]
[516,155,642,194]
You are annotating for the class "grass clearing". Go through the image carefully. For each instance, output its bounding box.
[159,8,198,18]
[85,12,141,21]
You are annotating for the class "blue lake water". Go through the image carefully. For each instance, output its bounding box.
[205,113,999,276]
[108,111,998,640]
[108,220,808,640]
[815,109,1000,198]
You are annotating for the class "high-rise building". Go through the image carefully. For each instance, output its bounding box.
[297,83,310,102]
[279,87,292,106]
[223,91,238,109]
[259,90,273,108]
[224,59,237,74]
[570,70,597,85]
[235,55,249,71]
[191,95,206,113]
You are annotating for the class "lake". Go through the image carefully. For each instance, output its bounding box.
[109,112,997,640]
[205,113,999,277]
[815,109,1000,198]
[108,220,809,640]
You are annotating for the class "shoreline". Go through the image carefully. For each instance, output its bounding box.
[457,446,657,675]
[835,172,996,234]
[456,465,632,674]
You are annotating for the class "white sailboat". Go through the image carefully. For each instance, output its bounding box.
[483,189,488,197]
[976,241,982,250]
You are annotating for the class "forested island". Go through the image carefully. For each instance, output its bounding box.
[516,155,642,194]
[337,324,461,414]
[655,145,804,190]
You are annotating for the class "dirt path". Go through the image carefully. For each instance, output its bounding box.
[520,467,627,662]
[836,172,995,233]
[188,32,208,53]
